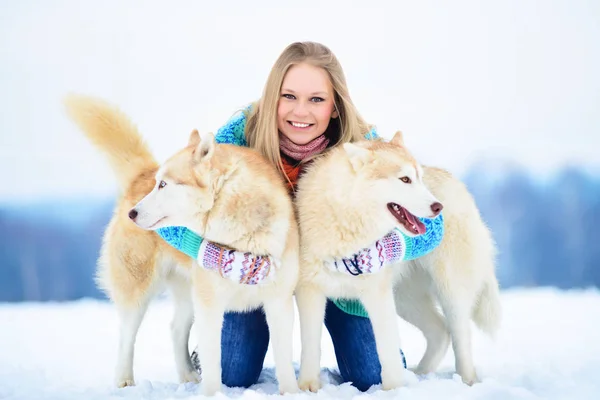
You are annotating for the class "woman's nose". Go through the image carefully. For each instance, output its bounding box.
[293,101,309,117]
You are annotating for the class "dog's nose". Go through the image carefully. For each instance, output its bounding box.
[128,209,138,220]
[430,202,443,215]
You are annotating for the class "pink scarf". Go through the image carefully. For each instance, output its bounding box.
[279,133,330,161]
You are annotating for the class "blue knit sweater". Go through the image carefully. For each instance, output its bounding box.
[157,108,444,317]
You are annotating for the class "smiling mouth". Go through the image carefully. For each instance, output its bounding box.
[387,203,426,235]
[288,121,314,129]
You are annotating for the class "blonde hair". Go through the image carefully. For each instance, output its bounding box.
[244,41,373,177]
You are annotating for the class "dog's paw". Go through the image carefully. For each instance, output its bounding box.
[116,378,135,388]
[180,369,201,384]
[201,380,221,396]
[409,366,431,376]
[382,378,404,391]
[298,377,321,393]
[460,372,480,386]
[279,381,300,395]
[381,371,404,391]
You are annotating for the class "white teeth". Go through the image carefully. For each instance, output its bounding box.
[291,122,310,128]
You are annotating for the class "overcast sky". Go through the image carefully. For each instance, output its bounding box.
[1,0,598,201]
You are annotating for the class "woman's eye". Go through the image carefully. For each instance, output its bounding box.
[282,93,296,100]
[311,97,325,103]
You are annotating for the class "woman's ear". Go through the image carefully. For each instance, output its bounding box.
[331,107,339,119]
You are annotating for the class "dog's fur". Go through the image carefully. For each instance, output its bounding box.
[294,131,501,391]
[64,95,300,395]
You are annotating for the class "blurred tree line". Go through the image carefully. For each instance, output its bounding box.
[1,164,599,302]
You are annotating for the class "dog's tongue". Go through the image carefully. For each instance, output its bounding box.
[403,208,427,235]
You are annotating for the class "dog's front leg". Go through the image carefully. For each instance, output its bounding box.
[296,283,327,392]
[263,294,299,394]
[193,303,224,395]
[360,287,405,390]
[192,281,226,396]
[166,274,199,384]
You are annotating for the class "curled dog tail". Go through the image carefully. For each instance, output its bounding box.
[472,275,502,338]
[64,94,157,190]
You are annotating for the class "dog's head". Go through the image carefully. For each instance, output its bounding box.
[128,130,219,232]
[343,131,443,237]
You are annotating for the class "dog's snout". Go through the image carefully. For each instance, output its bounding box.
[128,209,138,221]
[430,202,443,215]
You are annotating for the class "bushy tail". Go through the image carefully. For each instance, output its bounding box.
[64,94,157,190]
[472,275,502,338]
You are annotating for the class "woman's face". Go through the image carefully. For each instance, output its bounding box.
[277,62,338,145]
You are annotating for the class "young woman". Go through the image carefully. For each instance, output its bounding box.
[157,41,444,391]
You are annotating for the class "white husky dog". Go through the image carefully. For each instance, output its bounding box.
[65,95,300,395]
[294,131,501,391]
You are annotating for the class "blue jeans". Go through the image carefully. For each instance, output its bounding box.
[196,299,406,391]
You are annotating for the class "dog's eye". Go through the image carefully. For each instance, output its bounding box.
[158,180,167,189]
[399,176,411,184]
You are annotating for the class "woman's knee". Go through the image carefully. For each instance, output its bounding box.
[343,366,381,392]
[220,309,269,388]
[221,363,262,388]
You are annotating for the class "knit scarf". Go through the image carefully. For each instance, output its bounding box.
[279,134,329,192]
[279,133,329,161]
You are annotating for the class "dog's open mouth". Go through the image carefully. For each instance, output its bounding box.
[387,203,427,235]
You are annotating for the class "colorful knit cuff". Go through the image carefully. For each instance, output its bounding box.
[156,226,203,259]
[179,229,203,259]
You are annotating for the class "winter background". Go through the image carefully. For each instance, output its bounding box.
[1,0,599,399]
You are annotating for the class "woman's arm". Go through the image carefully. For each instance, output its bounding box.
[157,226,275,285]
[327,215,444,318]
[324,214,444,275]
[214,106,251,146]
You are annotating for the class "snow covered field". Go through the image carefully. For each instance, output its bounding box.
[1,288,600,400]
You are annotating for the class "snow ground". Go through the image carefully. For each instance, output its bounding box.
[1,288,599,400]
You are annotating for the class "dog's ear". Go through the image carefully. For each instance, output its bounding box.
[391,130,405,147]
[343,142,371,171]
[188,129,201,147]
[194,131,215,163]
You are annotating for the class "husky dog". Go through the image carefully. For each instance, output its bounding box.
[294,131,501,390]
[65,95,300,395]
